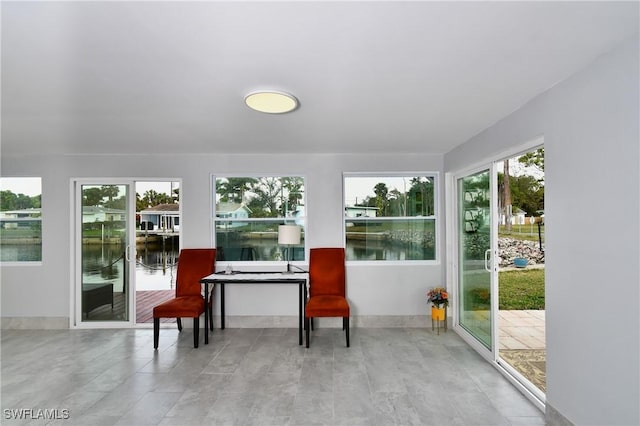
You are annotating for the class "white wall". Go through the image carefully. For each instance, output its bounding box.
[1,152,444,323]
[445,35,639,426]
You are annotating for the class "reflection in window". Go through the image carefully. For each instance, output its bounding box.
[80,184,129,321]
[344,174,437,261]
[214,177,305,262]
[0,177,42,262]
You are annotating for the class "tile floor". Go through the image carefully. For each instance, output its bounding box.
[498,310,545,350]
[1,327,545,425]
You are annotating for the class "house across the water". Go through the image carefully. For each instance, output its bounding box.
[215,202,251,228]
[138,204,180,232]
[0,208,41,229]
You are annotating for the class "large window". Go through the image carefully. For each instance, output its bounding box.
[344,174,437,261]
[214,176,305,262]
[0,177,42,263]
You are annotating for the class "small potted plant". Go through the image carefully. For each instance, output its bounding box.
[427,287,449,324]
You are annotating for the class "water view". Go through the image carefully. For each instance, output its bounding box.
[0,244,42,262]
[3,239,432,272]
[347,240,435,261]
[80,243,179,291]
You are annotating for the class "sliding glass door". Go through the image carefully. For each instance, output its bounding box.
[451,146,545,410]
[457,168,496,350]
[74,181,135,326]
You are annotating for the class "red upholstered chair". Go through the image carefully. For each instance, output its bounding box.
[153,248,215,349]
[305,247,350,348]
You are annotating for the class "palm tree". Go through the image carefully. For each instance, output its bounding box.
[282,177,304,214]
[217,178,257,203]
[504,160,512,231]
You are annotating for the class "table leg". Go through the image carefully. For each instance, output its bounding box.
[203,282,209,345]
[298,282,303,345]
[303,280,308,344]
[221,283,225,330]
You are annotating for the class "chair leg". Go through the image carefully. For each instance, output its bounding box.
[305,317,310,348]
[153,318,160,349]
[311,317,314,330]
[345,317,350,348]
[177,318,183,331]
[194,317,200,348]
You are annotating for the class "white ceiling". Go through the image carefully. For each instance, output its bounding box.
[1,1,638,156]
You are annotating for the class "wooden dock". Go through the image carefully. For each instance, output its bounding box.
[83,290,176,324]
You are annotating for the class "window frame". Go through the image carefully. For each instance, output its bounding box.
[343,172,440,264]
[211,174,307,266]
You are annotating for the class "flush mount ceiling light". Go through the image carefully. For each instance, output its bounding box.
[244,91,299,114]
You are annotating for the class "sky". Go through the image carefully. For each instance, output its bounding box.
[0,177,41,196]
[343,176,431,207]
[135,181,179,197]
[0,176,432,206]
[2,162,541,204]
[496,159,544,181]
[0,178,179,198]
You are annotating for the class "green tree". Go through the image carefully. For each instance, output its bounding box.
[282,177,304,214]
[246,197,269,217]
[409,177,434,216]
[83,187,104,206]
[0,190,18,211]
[136,188,178,211]
[510,174,544,216]
[503,159,512,231]
[136,193,146,212]
[15,194,32,209]
[518,148,545,173]
[0,191,40,211]
[217,178,257,203]
[373,182,389,216]
[138,189,174,209]
[106,195,127,210]
[101,185,120,205]
[171,187,180,203]
[252,177,281,216]
[141,190,160,208]
[388,188,404,216]
[31,194,41,209]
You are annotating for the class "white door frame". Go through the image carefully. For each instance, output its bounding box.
[71,178,137,328]
[447,163,498,358]
[445,136,546,410]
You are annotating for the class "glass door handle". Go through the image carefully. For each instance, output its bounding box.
[125,245,131,262]
[484,249,492,272]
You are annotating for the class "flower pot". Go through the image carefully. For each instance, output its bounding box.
[513,257,528,268]
[431,306,447,334]
[431,306,446,321]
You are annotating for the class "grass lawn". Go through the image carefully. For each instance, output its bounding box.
[499,268,545,310]
[498,224,544,243]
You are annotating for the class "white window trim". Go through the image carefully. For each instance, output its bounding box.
[343,171,440,264]
[0,176,43,265]
[211,174,307,265]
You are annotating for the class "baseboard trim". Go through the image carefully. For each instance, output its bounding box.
[354,315,445,328]
[2,317,69,329]
[186,315,447,328]
[546,403,574,426]
[1,315,448,329]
